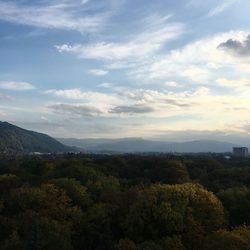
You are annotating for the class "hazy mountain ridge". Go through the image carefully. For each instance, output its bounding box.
[0,121,239,154]
[58,138,238,153]
[0,121,73,154]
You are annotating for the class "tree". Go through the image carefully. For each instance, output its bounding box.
[203,226,250,250]
[72,203,113,250]
[87,175,120,201]
[217,186,250,226]
[145,160,190,184]
[0,174,21,195]
[2,184,80,249]
[51,178,91,208]
[116,238,138,250]
[124,183,225,249]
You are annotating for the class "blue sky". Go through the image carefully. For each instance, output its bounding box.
[1,0,250,141]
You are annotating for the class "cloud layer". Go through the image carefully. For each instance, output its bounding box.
[2,0,250,139]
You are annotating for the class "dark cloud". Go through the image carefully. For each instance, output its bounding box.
[48,104,102,117]
[164,99,192,107]
[109,104,154,114]
[218,34,250,56]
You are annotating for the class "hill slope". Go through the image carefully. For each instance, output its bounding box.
[0,122,73,154]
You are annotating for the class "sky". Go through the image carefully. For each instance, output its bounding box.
[1,0,250,141]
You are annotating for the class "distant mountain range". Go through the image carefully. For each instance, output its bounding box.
[58,137,238,153]
[0,121,241,154]
[0,122,73,155]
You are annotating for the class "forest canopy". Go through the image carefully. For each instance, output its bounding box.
[0,154,250,249]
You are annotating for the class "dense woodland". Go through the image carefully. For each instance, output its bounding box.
[1,154,250,249]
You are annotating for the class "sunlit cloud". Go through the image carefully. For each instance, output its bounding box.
[2,0,250,139]
[130,31,250,83]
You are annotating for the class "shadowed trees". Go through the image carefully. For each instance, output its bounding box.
[1,155,250,249]
[123,183,225,249]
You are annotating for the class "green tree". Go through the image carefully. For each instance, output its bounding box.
[203,226,250,250]
[72,203,112,250]
[124,183,225,249]
[145,160,190,184]
[88,175,120,201]
[217,186,250,226]
[2,184,80,249]
[51,178,91,208]
[116,238,138,250]
[0,174,21,195]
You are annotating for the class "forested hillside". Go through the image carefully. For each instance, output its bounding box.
[0,122,73,154]
[1,154,250,249]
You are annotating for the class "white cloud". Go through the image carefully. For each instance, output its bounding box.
[89,69,109,76]
[46,87,193,119]
[6,82,250,136]
[57,30,250,86]
[164,81,182,88]
[45,88,114,101]
[208,0,236,17]
[55,15,183,60]
[45,87,205,118]
[0,0,109,33]
[44,88,121,111]
[131,30,250,83]
[216,78,250,91]
[97,82,113,88]
[0,81,35,91]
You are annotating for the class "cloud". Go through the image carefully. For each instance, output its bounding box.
[208,0,236,17]
[44,88,121,109]
[44,87,206,118]
[45,89,88,100]
[0,81,35,91]
[164,81,182,88]
[42,82,250,127]
[218,34,250,57]
[89,69,109,76]
[55,15,183,60]
[97,82,113,88]
[45,88,110,100]
[5,82,250,137]
[0,0,109,33]
[130,30,250,83]
[117,88,196,108]
[0,93,12,101]
[216,78,250,91]
[45,89,118,105]
[109,104,154,114]
[48,103,102,117]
